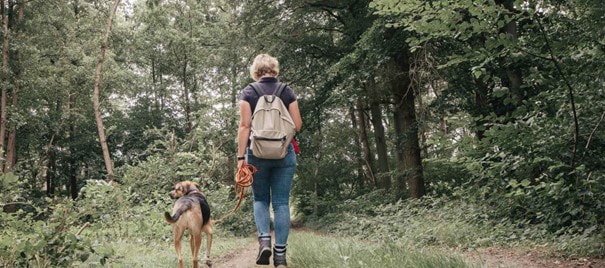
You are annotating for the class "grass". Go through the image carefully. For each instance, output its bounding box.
[287,230,476,268]
[78,233,252,267]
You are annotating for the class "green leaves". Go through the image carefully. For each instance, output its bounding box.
[0,172,19,190]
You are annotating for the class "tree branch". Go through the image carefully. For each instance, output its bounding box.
[585,110,605,150]
[536,17,580,169]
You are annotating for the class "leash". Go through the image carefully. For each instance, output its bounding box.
[213,163,257,223]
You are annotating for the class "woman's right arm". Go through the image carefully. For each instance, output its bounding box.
[288,101,302,132]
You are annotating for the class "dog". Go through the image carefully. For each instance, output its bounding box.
[164,181,213,268]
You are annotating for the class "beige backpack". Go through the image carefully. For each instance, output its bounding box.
[249,83,296,159]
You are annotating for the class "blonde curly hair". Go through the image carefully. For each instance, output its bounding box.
[249,54,279,81]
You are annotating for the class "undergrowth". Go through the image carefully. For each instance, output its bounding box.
[303,190,605,258]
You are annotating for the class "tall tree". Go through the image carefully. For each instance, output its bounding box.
[0,0,8,172]
[92,0,120,182]
[390,58,425,198]
[5,0,23,172]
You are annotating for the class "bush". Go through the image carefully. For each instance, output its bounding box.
[423,158,471,196]
[0,198,109,267]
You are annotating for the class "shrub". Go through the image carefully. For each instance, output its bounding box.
[0,198,110,267]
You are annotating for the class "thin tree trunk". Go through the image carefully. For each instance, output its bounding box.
[68,91,78,199]
[356,99,376,187]
[151,57,158,109]
[313,121,323,215]
[416,87,429,158]
[1,0,9,172]
[5,1,22,172]
[473,80,490,140]
[366,78,390,181]
[227,63,238,184]
[350,107,365,184]
[182,55,192,132]
[392,103,406,197]
[69,0,80,199]
[92,0,120,182]
[497,0,523,101]
[370,103,390,188]
[439,118,448,134]
[5,80,16,171]
[46,146,55,196]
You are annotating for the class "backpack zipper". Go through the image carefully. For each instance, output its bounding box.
[255,136,286,141]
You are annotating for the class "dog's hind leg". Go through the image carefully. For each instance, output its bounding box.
[174,226,185,268]
[203,224,213,267]
[190,231,202,268]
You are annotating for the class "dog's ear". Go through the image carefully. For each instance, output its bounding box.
[192,181,200,189]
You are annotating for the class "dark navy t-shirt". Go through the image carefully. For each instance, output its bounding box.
[239,77,297,112]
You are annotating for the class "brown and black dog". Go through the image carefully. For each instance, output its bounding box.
[164,181,213,268]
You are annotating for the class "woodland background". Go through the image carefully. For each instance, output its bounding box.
[0,0,603,267]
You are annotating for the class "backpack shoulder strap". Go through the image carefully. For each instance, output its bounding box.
[274,83,287,98]
[249,83,263,97]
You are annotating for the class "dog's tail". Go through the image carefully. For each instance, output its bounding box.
[164,211,181,224]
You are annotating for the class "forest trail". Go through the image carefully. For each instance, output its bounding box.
[213,239,258,268]
[210,229,604,268]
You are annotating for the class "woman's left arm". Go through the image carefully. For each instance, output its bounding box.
[237,100,252,168]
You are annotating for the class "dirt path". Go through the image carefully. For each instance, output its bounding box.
[212,240,259,268]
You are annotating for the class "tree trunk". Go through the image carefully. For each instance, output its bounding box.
[68,91,78,199]
[350,107,366,184]
[1,0,9,172]
[92,0,120,182]
[391,57,425,199]
[496,0,523,101]
[415,89,429,158]
[313,121,323,215]
[182,55,192,132]
[46,147,55,196]
[473,79,491,140]
[5,1,23,172]
[366,78,390,182]
[356,99,376,187]
[227,63,238,184]
[69,0,80,199]
[370,102,390,188]
[5,80,16,171]
[439,118,448,134]
[400,86,424,198]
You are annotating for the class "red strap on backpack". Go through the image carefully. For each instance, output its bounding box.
[292,137,300,154]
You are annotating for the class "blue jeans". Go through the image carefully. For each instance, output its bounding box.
[246,144,296,245]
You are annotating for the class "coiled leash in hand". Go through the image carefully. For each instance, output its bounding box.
[213,163,257,223]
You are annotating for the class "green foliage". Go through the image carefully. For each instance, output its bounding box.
[0,199,104,267]
[423,158,471,196]
[305,191,605,257]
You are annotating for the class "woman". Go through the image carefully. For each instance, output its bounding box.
[237,54,302,267]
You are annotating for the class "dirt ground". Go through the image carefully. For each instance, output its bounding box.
[212,240,259,268]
